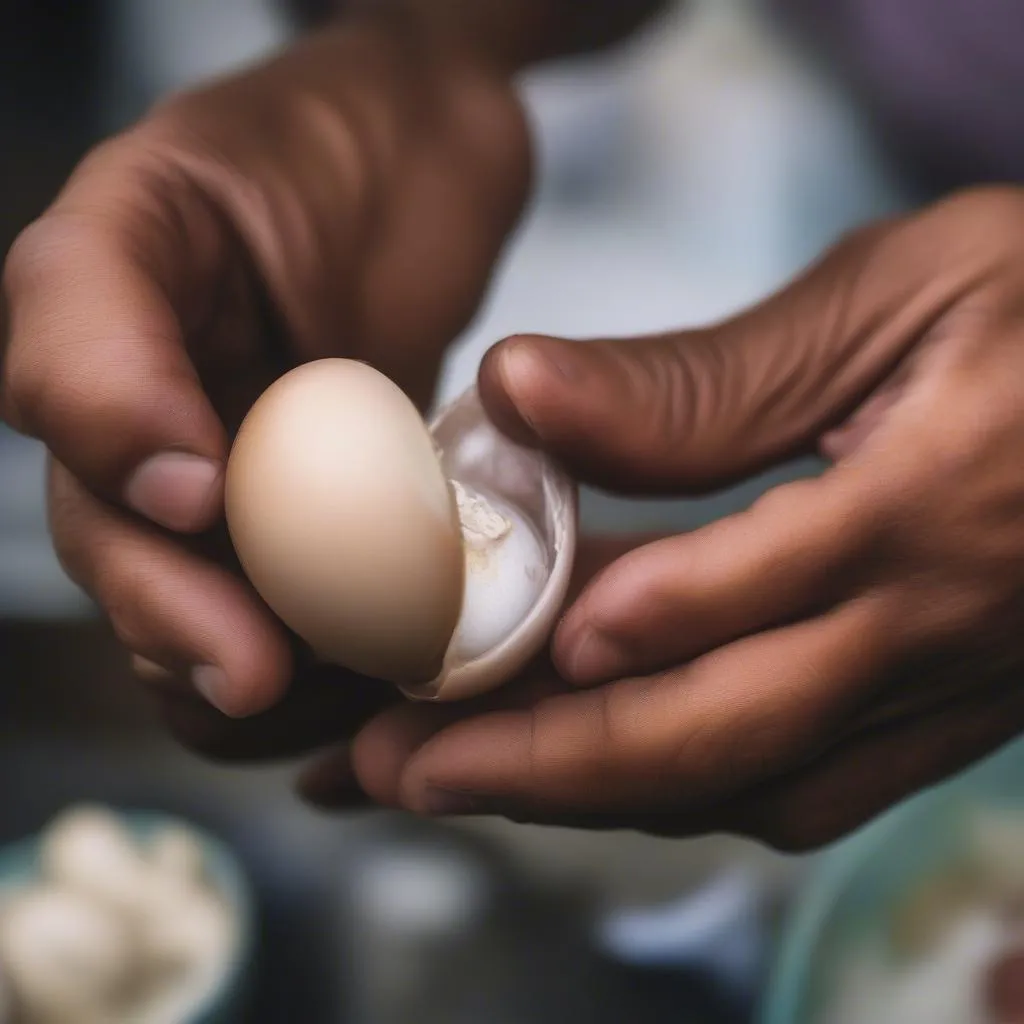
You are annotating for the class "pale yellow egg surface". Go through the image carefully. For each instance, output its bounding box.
[225,359,464,686]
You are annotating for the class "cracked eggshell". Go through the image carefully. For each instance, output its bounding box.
[404,386,577,702]
[225,359,465,687]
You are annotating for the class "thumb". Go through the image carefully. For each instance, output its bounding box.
[478,217,953,494]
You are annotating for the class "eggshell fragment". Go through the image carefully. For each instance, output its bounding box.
[226,360,465,686]
[405,385,577,702]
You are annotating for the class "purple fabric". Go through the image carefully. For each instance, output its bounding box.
[775,0,1024,188]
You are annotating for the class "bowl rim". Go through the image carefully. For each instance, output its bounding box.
[759,809,901,1024]
[760,740,1024,1024]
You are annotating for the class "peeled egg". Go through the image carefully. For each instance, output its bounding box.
[225,359,577,701]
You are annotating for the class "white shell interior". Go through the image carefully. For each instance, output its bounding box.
[398,388,578,702]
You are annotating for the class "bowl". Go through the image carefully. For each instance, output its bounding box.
[761,737,1024,1024]
[0,810,255,1024]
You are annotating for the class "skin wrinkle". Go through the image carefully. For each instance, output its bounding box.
[663,332,729,477]
[154,127,356,360]
[801,218,988,445]
[14,2,1024,849]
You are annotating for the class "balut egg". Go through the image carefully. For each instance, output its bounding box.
[225,358,577,701]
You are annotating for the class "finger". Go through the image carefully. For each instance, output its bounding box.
[49,458,290,717]
[297,745,382,810]
[719,682,1024,853]
[554,471,877,685]
[155,664,398,765]
[393,597,893,818]
[478,215,975,494]
[1,137,232,532]
[342,534,663,807]
[131,655,174,683]
[503,684,1024,841]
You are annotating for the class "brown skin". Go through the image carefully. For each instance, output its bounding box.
[0,0,664,740]
[4,2,1024,850]
[319,187,1024,851]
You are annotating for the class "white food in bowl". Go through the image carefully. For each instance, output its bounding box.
[0,807,243,1024]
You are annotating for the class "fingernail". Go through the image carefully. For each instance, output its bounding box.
[126,453,222,532]
[191,665,237,716]
[422,787,494,817]
[492,339,590,446]
[564,629,620,686]
[131,655,173,682]
[501,338,588,391]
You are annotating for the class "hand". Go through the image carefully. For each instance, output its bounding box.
[322,187,1024,849]
[0,12,530,757]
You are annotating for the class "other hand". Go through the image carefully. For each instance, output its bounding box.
[0,11,529,757]
[327,187,1024,849]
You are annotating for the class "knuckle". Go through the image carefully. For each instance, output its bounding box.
[934,186,1024,235]
[2,223,62,425]
[919,187,1024,271]
[4,217,67,294]
[2,217,118,436]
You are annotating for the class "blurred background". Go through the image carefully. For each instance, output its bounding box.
[3,1,1024,1022]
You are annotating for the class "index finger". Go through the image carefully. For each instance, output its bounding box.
[2,133,231,533]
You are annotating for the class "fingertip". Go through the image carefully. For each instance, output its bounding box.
[211,628,293,719]
[479,335,585,447]
[173,584,295,719]
[550,612,591,684]
[351,704,453,807]
[478,337,542,446]
[131,654,174,682]
[551,557,638,686]
[124,452,225,533]
[553,626,624,688]
[394,710,520,813]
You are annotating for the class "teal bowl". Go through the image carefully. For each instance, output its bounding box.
[761,737,1024,1024]
[0,810,255,1024]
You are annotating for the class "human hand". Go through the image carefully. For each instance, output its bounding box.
[328,187,1024,848]
[0,10,530,757]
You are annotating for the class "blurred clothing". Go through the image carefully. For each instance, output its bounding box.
[777,0,1024,191]
[283,0,1024,192]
